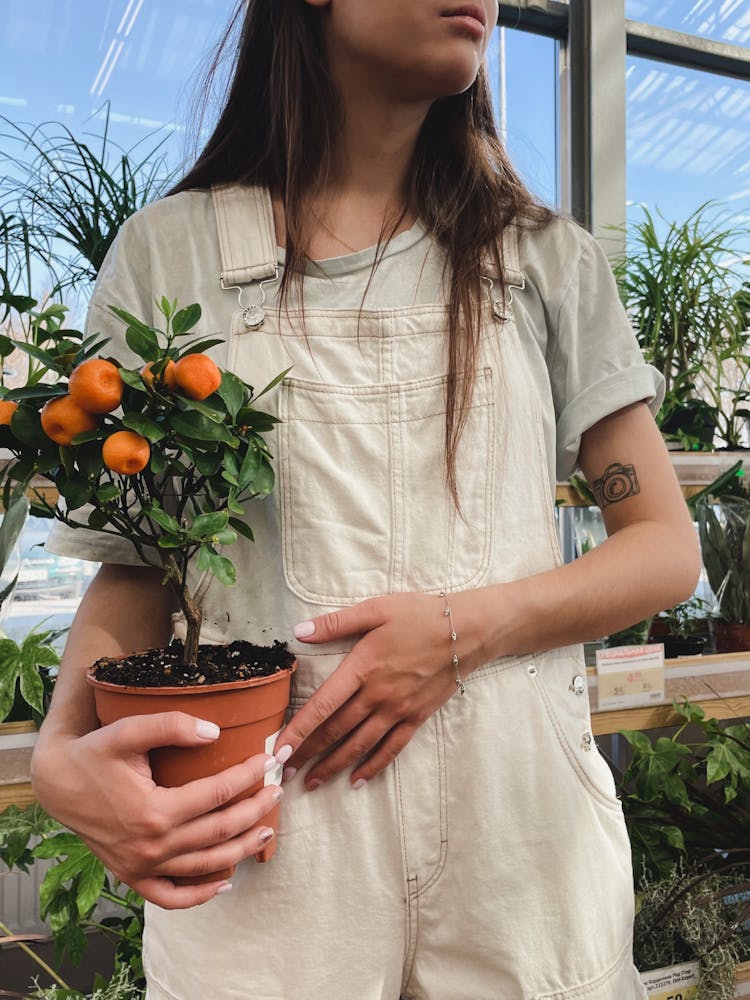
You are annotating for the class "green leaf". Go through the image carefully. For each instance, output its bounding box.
[0,483,29,572]
[217,371,245,421]
[213,527,237,546]
[119,368,148,392]
[237,444,261,491]
[0,335,14,358]
[125,325,159,363]
[12,341,64,374]
[170,410,238,445]
[172,303,201,335]
[121,412,166,443]
[108,305,156,337]
[195,545,236,585]
[194,452,221,476]
[255,365,292,400]
[236,407,281,433]
[253,458,275,495]
[58,477,92,511]
[18,659,45,716]
[11,405,49,448]
[150,448,167,475]
[157,534,183,548]
[191,511,229,538]
[0,638,21,722]
[88,508,110,530]
[75,440,103,478]
[4,384,67,402]
[179,396,225,422]
[95,483,120,504]
[229,517,254,543]
[179,337,225,356]
[146,505,181,535]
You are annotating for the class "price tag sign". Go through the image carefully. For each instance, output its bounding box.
[640,961,700,999]
[595,643,665,710]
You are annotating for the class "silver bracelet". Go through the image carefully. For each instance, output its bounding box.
[440,590,466,696]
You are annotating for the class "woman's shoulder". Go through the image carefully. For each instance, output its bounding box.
[119,188,216,243]
[514,213,616,312]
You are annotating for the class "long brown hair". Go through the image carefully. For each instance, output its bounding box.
[173,0,552,500]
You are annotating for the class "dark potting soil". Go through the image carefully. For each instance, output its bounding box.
[91,639,295,688]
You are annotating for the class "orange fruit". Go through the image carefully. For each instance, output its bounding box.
[69,359,123,414]
[102,430,151,475]
[40,396,99,447]
[173,353,222,401]
[142,359,177,392]
[0,400,17,425]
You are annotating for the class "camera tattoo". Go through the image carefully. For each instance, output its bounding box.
[592,462,640,509]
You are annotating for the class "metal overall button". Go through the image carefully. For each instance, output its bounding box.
[580,730,594,752]
[569,675,586,696]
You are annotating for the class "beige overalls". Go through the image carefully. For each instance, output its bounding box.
[143,186,647,1000]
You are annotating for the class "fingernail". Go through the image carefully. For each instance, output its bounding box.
[264,756,277,773]
[282,766,298,782]
[293,620,315,639]
[272,786,284,804]
[352,778,367,790]
[196,719,220,740]
[276,744,294,765]
[215,882,233,895]
[259,827,275,845]
[306,778,321,792]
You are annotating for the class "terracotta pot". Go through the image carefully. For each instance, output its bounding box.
[87,658,296,884]
[712,620,750,654]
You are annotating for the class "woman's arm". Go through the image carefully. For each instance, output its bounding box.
[274,402,701,787]
[32,564,282,909]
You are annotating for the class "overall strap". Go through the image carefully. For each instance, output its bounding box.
[481,222,524,287]
[211,184,278,286]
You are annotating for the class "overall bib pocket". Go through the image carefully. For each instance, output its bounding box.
[278,369,496,605]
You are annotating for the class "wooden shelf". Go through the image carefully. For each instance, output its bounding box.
[589,650,750,735]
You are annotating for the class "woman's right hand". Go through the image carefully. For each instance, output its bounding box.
[31,711,282,909]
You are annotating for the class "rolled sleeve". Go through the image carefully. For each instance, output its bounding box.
[548,232,665,480]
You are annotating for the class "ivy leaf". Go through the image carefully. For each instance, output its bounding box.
[0,638,21,722]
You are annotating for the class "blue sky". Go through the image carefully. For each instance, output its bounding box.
[0,2,748,242]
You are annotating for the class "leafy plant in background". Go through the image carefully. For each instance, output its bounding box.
[692,463,750,627]
[0,623,60,724]
[614,700,750,881]
[31,964,145,1000]
[615,203,750,450]
[0,802,145,993]
[0,293,286,667]
[0,106,176,299]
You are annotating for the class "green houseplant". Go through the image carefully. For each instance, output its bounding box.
[615,700,750,995]
[0,291,294,870]
[615,204,750,451]
[0,109,176,299]
[693,464,750,652]
[0,801,145,996]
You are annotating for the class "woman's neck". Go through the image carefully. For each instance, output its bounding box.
[275,77,429,258]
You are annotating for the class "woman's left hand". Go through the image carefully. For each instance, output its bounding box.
[275,591,486,790]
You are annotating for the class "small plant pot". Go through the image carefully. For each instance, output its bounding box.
[661,634,708,659]
[87,658,296,884]
[712,620,750,654]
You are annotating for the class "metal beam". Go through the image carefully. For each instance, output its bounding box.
[498,1,569,38]
[569,0,627,254]
[627,21,750,83]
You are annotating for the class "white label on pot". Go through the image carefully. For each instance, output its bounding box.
[595,644,665,710]
[265,728,283,787]
[640,961,699,999]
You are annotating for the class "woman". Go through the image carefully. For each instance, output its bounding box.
[33,1,700,997]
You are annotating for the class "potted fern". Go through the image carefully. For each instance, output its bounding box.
[0,292,294,872]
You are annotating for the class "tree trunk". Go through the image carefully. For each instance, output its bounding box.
[161,554,202,666]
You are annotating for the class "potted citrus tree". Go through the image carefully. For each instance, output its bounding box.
[0,293,294,872]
